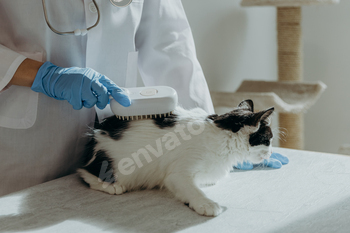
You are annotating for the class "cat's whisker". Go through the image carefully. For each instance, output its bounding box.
[272,127,288,141]
[278,128,288,138]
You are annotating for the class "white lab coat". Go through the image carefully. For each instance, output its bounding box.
[0,0,214,196]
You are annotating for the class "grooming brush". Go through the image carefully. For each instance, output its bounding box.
[110,86,178,120]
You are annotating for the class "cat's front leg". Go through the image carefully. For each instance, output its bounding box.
[164,174,222,217]
[188,196,222,217]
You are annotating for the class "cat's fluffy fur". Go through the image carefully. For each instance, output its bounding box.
[78,100,274,216]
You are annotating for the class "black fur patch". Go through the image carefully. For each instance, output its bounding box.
[84,150,116,184]
[208,109,256,133]
[81,137,97,167]
[249,122,273,146]
[153,114,178,129]
[95,116,129,140]
[208,100,274,134]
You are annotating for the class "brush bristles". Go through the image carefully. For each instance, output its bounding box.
[116,111,174,121]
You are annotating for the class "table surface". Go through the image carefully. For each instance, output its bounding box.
[0,148,350,233]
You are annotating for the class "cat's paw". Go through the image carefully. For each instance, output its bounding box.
[113,183,126,195]
[189,198,222,217]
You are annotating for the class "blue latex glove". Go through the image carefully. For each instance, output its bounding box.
[31,61,131,110]
[235,152,289,170]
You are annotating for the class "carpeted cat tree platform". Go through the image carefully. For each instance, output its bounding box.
[212,0,338,149]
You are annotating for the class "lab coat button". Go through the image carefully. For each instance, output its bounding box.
[89,2,97,13]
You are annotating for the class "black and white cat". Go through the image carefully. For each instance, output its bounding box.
[77,100,274,217]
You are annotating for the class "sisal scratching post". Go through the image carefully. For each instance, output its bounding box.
[277,7,303,149]
[279,113,304,148]
[277,7,302,82]
[240,0,339,149]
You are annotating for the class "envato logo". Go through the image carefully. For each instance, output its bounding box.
[98,121,205,186]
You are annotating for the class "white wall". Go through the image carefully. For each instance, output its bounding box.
[182,0,349,154]
[303,1,350,154]
[182,0,277,92]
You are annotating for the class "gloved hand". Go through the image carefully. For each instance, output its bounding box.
[234,152,289,170]
[31,61,131,110]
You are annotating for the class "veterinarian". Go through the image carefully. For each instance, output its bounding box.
[0,0,215,196]
[0,0,287,196]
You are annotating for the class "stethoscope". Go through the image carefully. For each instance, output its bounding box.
[42,0,132,36]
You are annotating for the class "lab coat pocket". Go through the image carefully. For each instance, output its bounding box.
[0,51,42,129]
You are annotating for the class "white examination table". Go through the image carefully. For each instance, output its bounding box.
[0,148,349,233]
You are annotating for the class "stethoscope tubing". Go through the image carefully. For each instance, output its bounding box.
[42,0,101,36]
[42,0,136,36]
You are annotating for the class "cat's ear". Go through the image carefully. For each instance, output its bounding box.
[238,99,254,112]
[261,107,274,122]
[251,107,274,126]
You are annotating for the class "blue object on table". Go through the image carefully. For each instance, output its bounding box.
[235,152,289,170]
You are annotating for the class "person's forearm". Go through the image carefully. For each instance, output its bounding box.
[9,58,43,87]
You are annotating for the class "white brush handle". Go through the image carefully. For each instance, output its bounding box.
[110,86,178,117]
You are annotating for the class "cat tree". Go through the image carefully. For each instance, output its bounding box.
[213,0,338,149]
